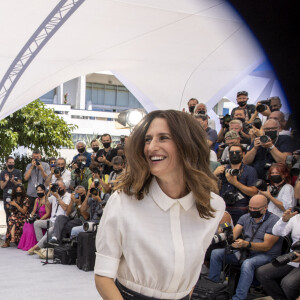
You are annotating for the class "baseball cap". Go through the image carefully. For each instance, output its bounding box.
[237,91,248,97]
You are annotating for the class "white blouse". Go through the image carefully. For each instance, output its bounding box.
[268,184,296,218]
[94,177,225,299]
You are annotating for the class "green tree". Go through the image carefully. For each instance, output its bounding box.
[0,99,77,159]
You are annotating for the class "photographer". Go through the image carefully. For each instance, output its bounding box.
[183,97,198,115]
[95,133,118,175]
[194,103,216,129]
[72,140,92,167]
[256,208,300,300]
[28,180,71,255]
[48,185,89,245]
[107,156,124,192]
[44,157,71,189]
[70,184,103,238]
[88,167,110,194]
[231,91,256,121]
[1,185,29,248]
[194,114,217,149]
[208,195,282,300]
[24,150,50,213]
[18,184,50,251]
[219,130,241,161]
[258,163,296,218]
[243,119,294,179]
[70,155,92,191]
[229,119,251,145]
[215,144,258,225]
[0,156,22,224]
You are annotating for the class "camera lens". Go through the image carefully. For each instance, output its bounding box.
[260,135,269,144]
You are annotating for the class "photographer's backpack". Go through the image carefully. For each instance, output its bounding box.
[191,276,230,300]
[53,243,77,265]
[77,232,96,271]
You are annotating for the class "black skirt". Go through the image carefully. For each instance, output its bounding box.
[115,279,190,300]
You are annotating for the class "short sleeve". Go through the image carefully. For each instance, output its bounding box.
[0,171,4,181]
[43,163,51,176]
[94,192,122,278]
[278,184,295,209]
[265,214,279,235]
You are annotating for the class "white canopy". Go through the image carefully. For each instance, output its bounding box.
[0,0,284,120]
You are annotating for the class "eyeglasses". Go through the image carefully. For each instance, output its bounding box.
[248,205,266,211]
[229,150,241,154]
[264,127,278,131]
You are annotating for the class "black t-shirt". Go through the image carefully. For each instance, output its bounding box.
[96,148,118,175]
[248,135,295,179]
[231,104,256,120]
[0,169,22,201]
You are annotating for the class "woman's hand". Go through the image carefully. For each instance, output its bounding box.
[258,186,272,199]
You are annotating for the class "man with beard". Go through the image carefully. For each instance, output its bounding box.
[96,134,118,175]
[243,119,295,179]
[231,91,256,121]
[214,144,258,225]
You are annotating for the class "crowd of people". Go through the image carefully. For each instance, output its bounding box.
[1,92,300,299]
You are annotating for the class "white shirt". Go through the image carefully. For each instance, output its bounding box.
[268,184,296,218]
[48,192,71,223]
[48,169,71,189]
[95,177,225,299]
[210,150,217,162]
[272,214,300,267]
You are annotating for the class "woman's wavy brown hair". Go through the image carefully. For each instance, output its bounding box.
[115,110,219,218]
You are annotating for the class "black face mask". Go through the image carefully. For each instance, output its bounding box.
[197,110,206,115]
[114,169,122,174]
[265,130,278,140]
[270,175,282,184]
[15,192,22,197]
[236,117,245,123]
[7,164,14,170]
[78,147,85,154]
[238,101,247,107]
[249,210,263,219]
[103,142,111,149]
[37,192,45,198]
[270,107,279,112]
[229,153,242,165]
[58,189,65,196]
[189,105,195,113]
[92,147,99,153]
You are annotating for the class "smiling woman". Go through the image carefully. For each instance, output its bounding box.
[94,110,225,300]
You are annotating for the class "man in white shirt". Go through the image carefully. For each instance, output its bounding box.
[28,180,71,255]
[44,157,71,189]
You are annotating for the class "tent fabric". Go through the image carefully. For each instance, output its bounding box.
[0,0,270,120]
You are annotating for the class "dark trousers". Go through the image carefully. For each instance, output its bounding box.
[52,215,83,241]
[256,262,300,300]
[3,200,9,225]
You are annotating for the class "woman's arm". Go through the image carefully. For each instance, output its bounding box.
[40,201,51,220]
[94,276,123,300]
[31,198,38,216]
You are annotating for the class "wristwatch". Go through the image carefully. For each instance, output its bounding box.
[78,205,82,209]
[246,241,252,249]
[269,145,275,151]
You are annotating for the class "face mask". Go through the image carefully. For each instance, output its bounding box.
[270,175,282,184]
[229,153,242,165]
[197,110,206,115]
[78,147,85,154]
[270,107,279,112]
[58,189,65,196]
[189,105,195,113]
[50,163,56,168]
[15,192,22,197]
[265,130,278,140]
[236,117,245,123]
[103,142,111,148]
[37,192,45,198]
[7,164,14,170]
[238,101,247,107]
[92,147,99,153]
[249,210,263,219]
[114,169,122,174]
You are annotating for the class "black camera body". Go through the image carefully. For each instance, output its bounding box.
[75,161,86,174]
[90,187,99,196]
[255,179,279,197]
[223,191,239,206]
[260,135,270,144]
[220,159,230,165]
[54,168,61,175]
[26,213,40,224]
[35,159,41,166]
[256,100,271,113]
[225,168,240,176]
[272,241,300,267]
[211,223,234,245]
[220,114,231,128]
[51,183,59,192]
[285,151,300,176]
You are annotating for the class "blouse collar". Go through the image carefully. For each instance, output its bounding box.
[149,177,195,212]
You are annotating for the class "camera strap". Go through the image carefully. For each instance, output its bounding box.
[249,221,264,244]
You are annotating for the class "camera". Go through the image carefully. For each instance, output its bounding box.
[75,161,86,174]
[253,118,262,129]
[260,135,270,144]
[285,151,300,176]
[223,191,244,206]
[220,159,230,165]
[255,179,279,197]
[83,222,98,233]
[6,188,12,203]
[264,163,272,170]
[120,135,125,146]
[220,114,231,128]
[50,183,59,192]
[225,168,240,176]
[94,178,100,187]
[256,100,271,113]
[35,159,41,166]
[26,214,40,224]
[272,241,300,267]
[211,223,233,245]
[54,168,61,175]
[90,187,99,196]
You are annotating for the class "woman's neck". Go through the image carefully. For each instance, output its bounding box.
[156,176,187,199]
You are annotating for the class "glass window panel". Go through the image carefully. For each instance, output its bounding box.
[105,89,116,106]
[117,90,129,107]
